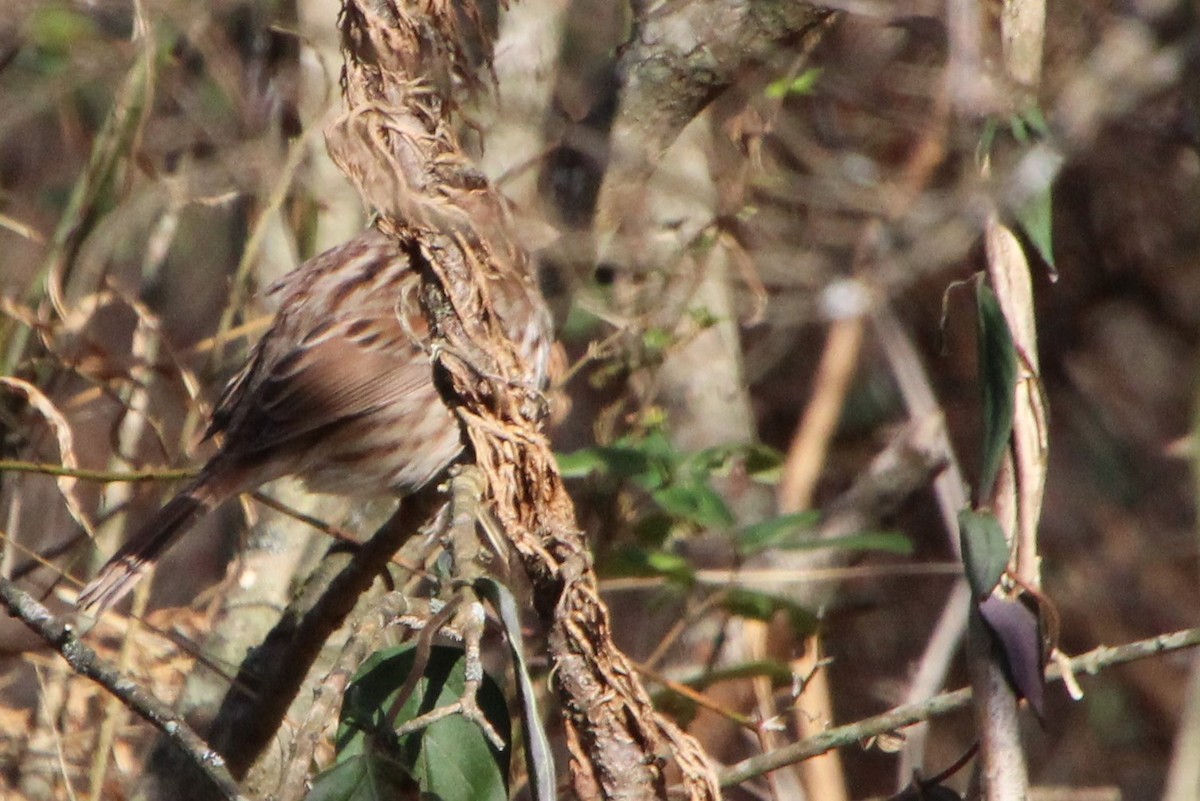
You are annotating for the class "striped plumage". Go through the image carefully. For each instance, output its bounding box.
[77,228,552,615]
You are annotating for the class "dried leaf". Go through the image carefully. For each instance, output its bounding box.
[986,217,1049,583]
[476,578,556,801]
[0,377,94,535]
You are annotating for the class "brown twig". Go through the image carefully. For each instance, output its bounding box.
[719,626,1200,788]
[274,591,409,801]
[140,484,442,797]
[0,576,245,801]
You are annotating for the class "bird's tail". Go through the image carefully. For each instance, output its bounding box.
[77,485,216,617]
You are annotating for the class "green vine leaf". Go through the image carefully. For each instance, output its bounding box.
[976,279,1017,500]
[958,508,1010,599]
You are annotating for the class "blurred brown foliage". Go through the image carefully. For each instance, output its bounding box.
[0,1,1198,799]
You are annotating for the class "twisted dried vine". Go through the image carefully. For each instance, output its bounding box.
[324,1,721,798]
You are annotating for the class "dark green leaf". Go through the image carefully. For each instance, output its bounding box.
[738,517,910,557]
[789,531,912,555]
[741,444,787,480]
[606,547,695,585]
[975,107,1056,272]
[651,483,735,529]
[1018,106,1050,137]
[975,280,1017,499]
[555,446,653,481]
[306,743,412,801]
[414,711,507,801]
[559,303,605,342]
[634,513,674,547]
[687,305,719,329]
[475,578,556,801]
[735,512,822,553]
[1009,112,1030,144]
[835,531,911,554]
[721,588,818,636]
[976,119,1000,167]
[557,431,681,488]
[958,509,1010,599]
[688,443,786,481]
[337,645,509,801]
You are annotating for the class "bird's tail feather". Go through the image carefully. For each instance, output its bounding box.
[76,491,211,616]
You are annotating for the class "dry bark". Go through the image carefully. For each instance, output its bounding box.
[324,2,722,798]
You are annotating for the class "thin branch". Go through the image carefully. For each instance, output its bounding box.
[191,487,441,779]
[0,460,194,482]
[275,591,409,801]
[873,302,973,785]
[719,626,1200,788]
[0,576,245,801]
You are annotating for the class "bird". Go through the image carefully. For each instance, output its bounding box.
[77,226,553,615]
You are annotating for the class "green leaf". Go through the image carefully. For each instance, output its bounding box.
[958,508,1010,599]
[475,579,556,801]
[642,326,673,355]
[24,6,97,52]
[975,108,1056,270]
[736,511,822,553]
[634,512,674,547]
[741,444,787,480]
[557,430,683,490]
[721,588,818,636]
[607,547,695,585]
[977,119,999,168]
[787,530,912,555]
[976,280,1017,499]
[651,483,735,529]
[337,645,510,801]
[555,446,653,481]
[1015,183,1055,268]
[687,443,785,481]
[560,303,606,342]
[1009,112,1031,144]
[306,743,413,801]
[737,516,911,558]
[765,68,823,99]
[688,308,719,330]
[1018,106,1050,138]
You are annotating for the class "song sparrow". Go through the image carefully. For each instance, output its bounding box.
[77,227,553,615]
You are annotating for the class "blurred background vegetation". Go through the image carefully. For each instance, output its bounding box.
[0,1,1198,799]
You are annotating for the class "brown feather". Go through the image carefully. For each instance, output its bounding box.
[77,228,551,615]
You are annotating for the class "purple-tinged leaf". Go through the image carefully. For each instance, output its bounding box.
[979,595,1045,721]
